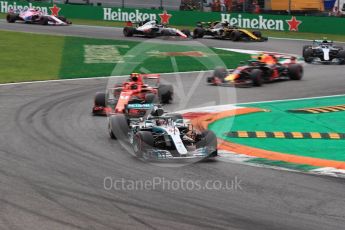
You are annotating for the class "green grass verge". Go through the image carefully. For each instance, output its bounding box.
[0,30,64,83]
[209,95,345,162]
[2,12,345,42]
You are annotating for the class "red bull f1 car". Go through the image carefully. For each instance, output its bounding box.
[207,53,303,87]
[123,20,190,38]
[92,73,174,116]
[193,21,267,42]
[6,8,71,25]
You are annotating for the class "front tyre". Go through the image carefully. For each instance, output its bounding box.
[196,130,218,157]
[108,114,129,140]
[133,131,154,157]
[250,69,263,86]
[123,27,134,37]
[288,64,303,80]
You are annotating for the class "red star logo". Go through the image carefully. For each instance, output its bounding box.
[159,11,172,24]
[49,4,61,16]
[286,16,302,31]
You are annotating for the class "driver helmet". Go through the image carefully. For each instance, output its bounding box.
[130,73,140,82]
[156,119,166,126]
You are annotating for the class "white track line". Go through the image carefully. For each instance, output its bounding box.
[0,70,213,87]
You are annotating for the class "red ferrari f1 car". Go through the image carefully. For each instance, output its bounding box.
[207,53,303,87]
[92,73,174,116]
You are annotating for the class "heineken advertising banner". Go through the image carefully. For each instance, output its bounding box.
[1,0,345,35]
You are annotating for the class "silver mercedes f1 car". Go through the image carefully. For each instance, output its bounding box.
[108,104,217,161]
[303,39,345,64]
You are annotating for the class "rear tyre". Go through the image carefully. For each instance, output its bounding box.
[39,16,49,25]
[288,64,303,80]
[250,69,263,86]
[181,29,191,37]
[193,27,204,38]
[337,50,345,64]
[6,13,18,23]
[94,92,106,107]
[123,27,135,37]
[133,131,154,157]
[230,30,241,41]
[108,114,129,140]
[158,84,173,104]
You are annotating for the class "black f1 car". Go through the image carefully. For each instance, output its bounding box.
[193,21,267,42]
[207,53,303,87]
[108,104,218,161]
[123,20,190,38]
[303,39,345,64]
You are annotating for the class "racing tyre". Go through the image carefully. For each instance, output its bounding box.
[94,92,106,107]
[144,93,157,103]
[108,114,129,140]
[39,16,49,25]
[57,16,72,24]
[250,69,263,86]
[181,29,191,37]
[58,16,67,22]
[6,13,19,23]
[288,64,303,80]
[230,30,241,41]
[123,27,135,37]
[303,47,313,63]
[252,30,262,38]
[158,84,173,104]
[196,130,218,157]
[193,27,204,38]
[133,131,154,157]
[213,67,228,82]
[337,50,345,64]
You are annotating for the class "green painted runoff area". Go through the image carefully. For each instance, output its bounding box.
[0,30,249,83]
[209,95,345,162]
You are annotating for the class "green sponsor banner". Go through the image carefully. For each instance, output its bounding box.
[1,0,345,35]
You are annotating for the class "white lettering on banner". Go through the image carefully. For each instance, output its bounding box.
[221,13,285,31]
[0,1,48,14]
[103,8,156,22]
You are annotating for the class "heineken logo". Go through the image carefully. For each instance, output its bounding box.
[104,8,157,22]
[221,14,302,31]
[0,1,48,14]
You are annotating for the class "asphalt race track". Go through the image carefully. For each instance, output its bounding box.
[1,22,345,230]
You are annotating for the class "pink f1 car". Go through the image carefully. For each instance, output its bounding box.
[6,8,71,25]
